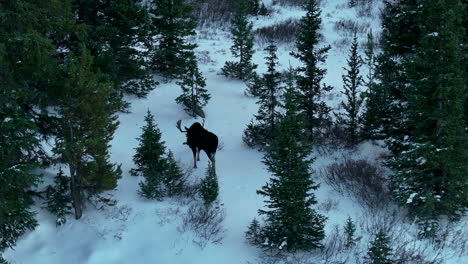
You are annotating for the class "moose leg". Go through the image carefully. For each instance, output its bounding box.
[209,153,216,173]
[191,147,197,168]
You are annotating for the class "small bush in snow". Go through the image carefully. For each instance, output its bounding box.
[333,19,370,36]
[255,19,299,43]
[320,158,389,211]
[181,202,226,247]
[272,0,310,7]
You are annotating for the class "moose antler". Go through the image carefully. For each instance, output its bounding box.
[176,120,186,133]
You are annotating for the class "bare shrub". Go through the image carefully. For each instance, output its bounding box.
[272,0,311,7]
[433,220,468,258]
[255,19,299,43]
[197,50,216,65]
[320,157,390,210]
[320,224,363,264]
[359,210,443,264]
[317,197,339,213]
[392,241,442,264]
[333,19,370,36]
[180,203,226,248]
[191,0,235,25]
[318,124,349,151]
[359,209,404,236]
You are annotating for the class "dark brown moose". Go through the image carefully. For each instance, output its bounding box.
[176,120,218,170]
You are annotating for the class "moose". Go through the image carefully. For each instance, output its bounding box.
[176,120,218,170]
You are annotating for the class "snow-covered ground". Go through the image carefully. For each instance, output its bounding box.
[5,1,467,263]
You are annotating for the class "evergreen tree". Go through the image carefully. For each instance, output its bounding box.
[247,0,260,15]
[344,216,357,248]
[388,0,467,230]
[53,46,122,219]
[73,0,156,97]
[131,111,167,200]
[362,29,380,139]
[336,35,364,146]
[243,43,282,149]
[149,0,198,78]
[175,54,210,118]
[164,151,186,197]
[222,0,257,81]
[0,0,77,139]
[245,218,263,245]
[45,169,72,226]
[255,85,326,251]
[291,0,333,142]
[365,231,393,264]
[364,0,420,152]
[200,162,219,206]
[0,92,42,252]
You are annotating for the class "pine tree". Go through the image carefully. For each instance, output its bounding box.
[291,0,333,142]
[164,151,186,197]
[344,216,357,248]
[53,45,122,219]
[73,0,156,97]
[0,92,41,252]
[175,54,210,118]
[222,0,257,81]
[200,162,219,206]
[336,34,364,146]
[365,231,393,264]
[0,0,78,139]
[365,0,421,152]
[243,43,282,149]
[247,0,260,15]
[131,111,167,200]
[255,85,326,251]
[245,218,263,245]
[45,169,72,226]
[149,0,198,78]
[388,0,467,229]
[362,29,381,140]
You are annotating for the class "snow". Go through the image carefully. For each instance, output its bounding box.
[407,193,418,204]
[4,1,467,264]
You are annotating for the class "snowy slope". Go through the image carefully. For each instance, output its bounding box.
[5,1,467,263]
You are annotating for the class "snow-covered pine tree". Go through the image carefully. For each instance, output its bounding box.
[45,168,72,226]
[364,0,420,152]
[149,0,198,78]
[164,151,186,197]
[388,0,467,234]
[175,53,210,118]
[54,45,122,220]
[222,0,257,81]
[365,231,393,264]
[291,0,333,143]
[344,216,357,248]
[200,162,218,206]
[255,84,326,251]
[131,110,167,200]
[243,43,282,149]
[335,34,364,146]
